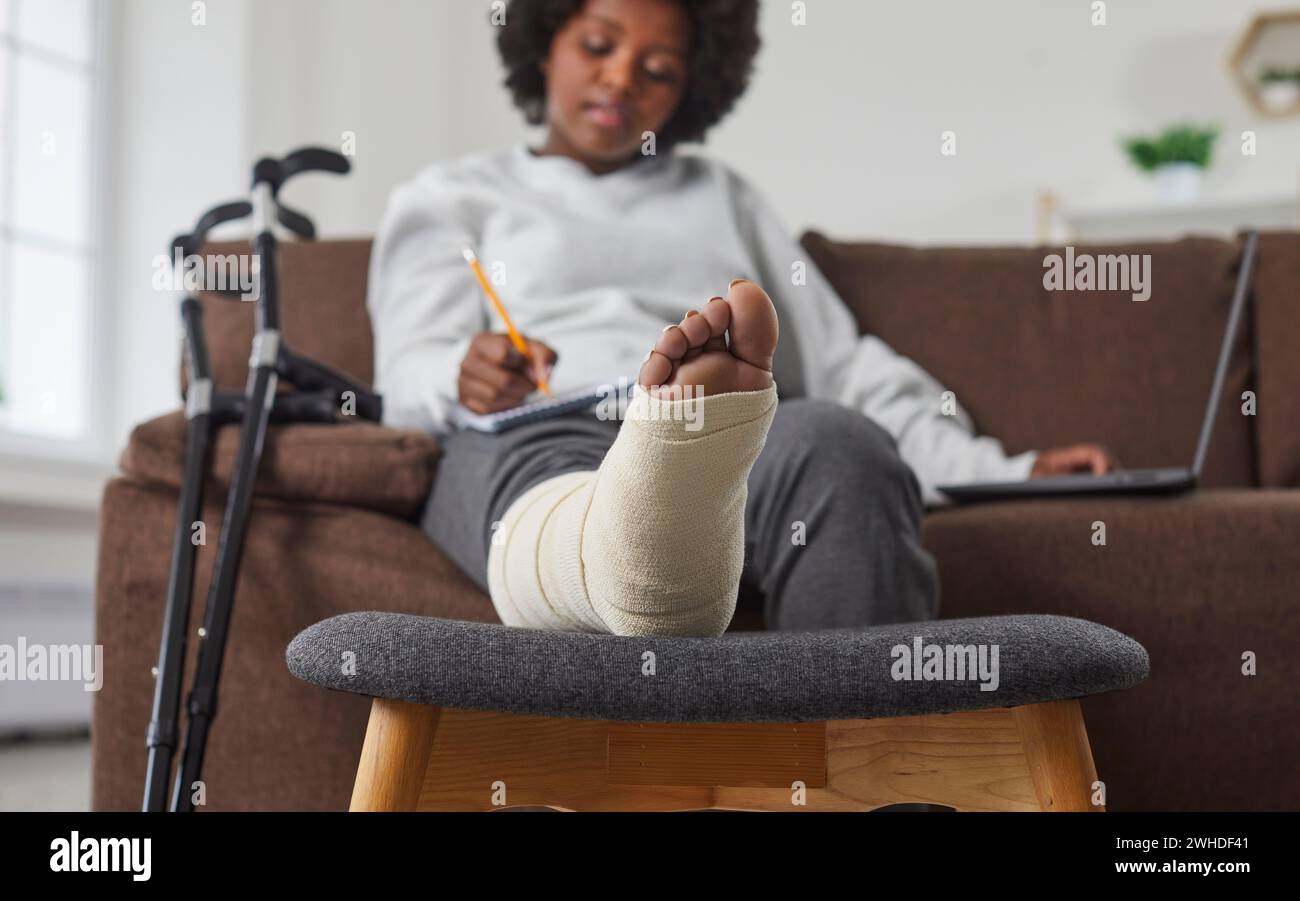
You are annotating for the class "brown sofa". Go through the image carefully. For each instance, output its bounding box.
[93,231,1300,811]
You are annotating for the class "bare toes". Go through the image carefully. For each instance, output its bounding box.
[654,324,690,360]
[677,310,712,348]
[639,350,675,387]
[701,296,730,338]
[724,279,779,372]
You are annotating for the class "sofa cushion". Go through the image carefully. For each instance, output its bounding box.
[181,239,376,394]
[802,233,1256,488]
[1252,231,1300,487]
[120,411,441,519]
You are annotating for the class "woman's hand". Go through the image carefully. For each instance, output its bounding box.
[1031,443,1120,478]
[457,332,558,414]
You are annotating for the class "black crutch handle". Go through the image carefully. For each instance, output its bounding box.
[276,202,316,241]
[280,348,383,422]
[171,201,253,258]
[269,392,345,424]
[252,147,350,194]
[281,146,350,179]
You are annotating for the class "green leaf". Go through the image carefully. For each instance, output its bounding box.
[1122,123,1218,171]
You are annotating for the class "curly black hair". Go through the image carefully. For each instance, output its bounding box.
[496,0,761,153]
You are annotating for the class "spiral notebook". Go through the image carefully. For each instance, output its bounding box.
[448,377,636,433]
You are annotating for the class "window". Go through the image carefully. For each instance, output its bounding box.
[0,0,98,441]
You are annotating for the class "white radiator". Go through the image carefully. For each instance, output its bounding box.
[0,581,96,736]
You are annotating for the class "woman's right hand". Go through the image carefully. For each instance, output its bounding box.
[457,331,558,414]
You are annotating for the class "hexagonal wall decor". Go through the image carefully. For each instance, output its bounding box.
[1230,9,1300,117]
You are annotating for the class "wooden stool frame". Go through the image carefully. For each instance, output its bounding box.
[348,698,1102,813]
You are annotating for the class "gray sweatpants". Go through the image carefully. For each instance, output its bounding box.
[421,398,939,630]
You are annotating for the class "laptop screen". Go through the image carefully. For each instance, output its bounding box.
[1191,231,1258,478]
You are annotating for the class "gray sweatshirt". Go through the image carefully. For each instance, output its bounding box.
[366,142,1037,505]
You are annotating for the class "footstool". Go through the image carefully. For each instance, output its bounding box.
[285,612,1148,812]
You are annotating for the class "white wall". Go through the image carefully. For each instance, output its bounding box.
[106,0,251,450]
[714,0,1300,243]
[240,0,1300,246]
[245,0,451,236]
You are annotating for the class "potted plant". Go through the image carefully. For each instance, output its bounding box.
[1122,124,1219,203]
[1259,65,1300,112]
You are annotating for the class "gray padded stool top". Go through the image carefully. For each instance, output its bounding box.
[286,613,1148,723]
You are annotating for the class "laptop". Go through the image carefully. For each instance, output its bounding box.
[937,230,1258,503]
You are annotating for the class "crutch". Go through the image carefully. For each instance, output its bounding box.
[143,148,382,812]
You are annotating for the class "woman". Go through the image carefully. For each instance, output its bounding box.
[367,0,1112,636]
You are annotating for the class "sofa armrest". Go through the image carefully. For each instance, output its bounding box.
[119,410,440,518]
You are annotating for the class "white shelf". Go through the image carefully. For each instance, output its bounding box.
[1054,192,1297,242]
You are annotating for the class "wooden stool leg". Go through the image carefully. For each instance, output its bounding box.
[1013,699,1102,811]
[350,699,442,811]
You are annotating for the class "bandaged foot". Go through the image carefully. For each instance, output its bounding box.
[487,279,780,636]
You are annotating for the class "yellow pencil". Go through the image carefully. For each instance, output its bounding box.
[461,246,550,394]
